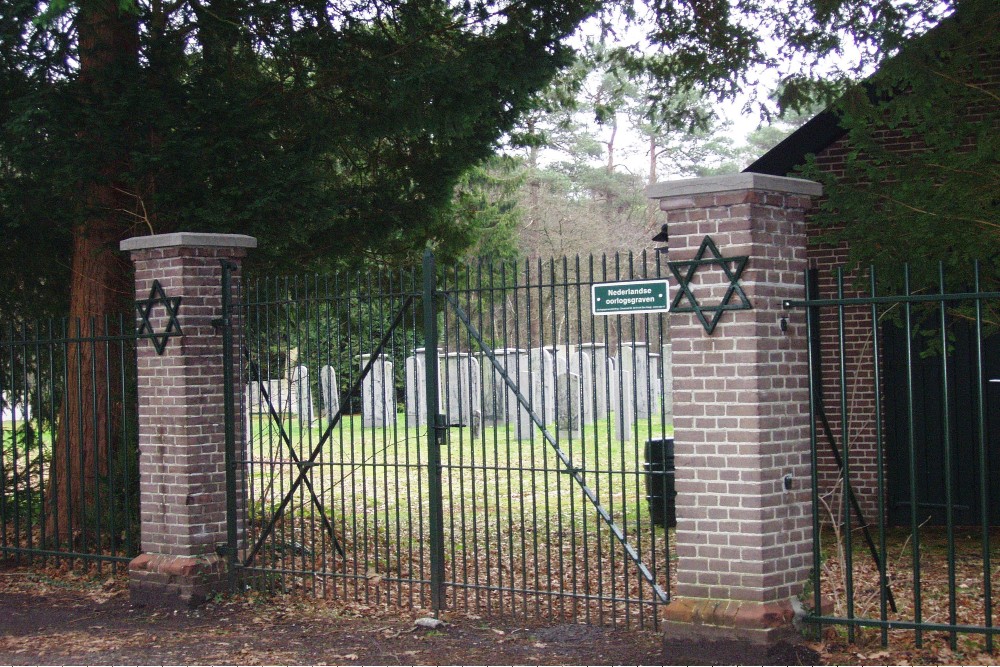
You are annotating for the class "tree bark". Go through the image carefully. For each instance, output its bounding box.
[45,0,139,545]
[605,118,617,174]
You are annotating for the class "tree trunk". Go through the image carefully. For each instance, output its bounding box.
[648,135,657,186]
[45,0,139,545]
[605,118,617,174]
[646,135,658,227]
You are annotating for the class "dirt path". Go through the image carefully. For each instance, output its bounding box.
[0,566,823,665]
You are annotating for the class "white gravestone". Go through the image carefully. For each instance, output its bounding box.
[566,349,595,425]
[515,369,539,440]
[550,345,588,428]
[484,348,529,426]
[290,365,315,422]
[577,343,609,420]
[612,367,634,442]
[243,385,254,457]
[245,382,261,413]
[528,347,556,425]
[361,354,395,427]
[443,352,481,433]
[320,365,340,422]
[266,379,290,414]
[405,351,426,425]
[548,345,568,375]
[620,342,651,419]
[404,348,444,426]
[556,370,582,438]
[648,352,662,417]
[478,351,498,425]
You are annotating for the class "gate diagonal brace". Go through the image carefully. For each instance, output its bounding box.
[244,349,344,559]
[441,291,669,605]
[243,294,415,569]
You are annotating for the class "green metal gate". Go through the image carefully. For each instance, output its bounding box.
[784,262,1000,651]
[0,315,147,568]
[230,251,673,626]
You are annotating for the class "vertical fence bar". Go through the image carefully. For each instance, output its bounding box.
[486,259,500,614]
[99,315,112,570]
[458,264,471,610]
[89,317,102,559]
[836,268,855,642]
[973,261,993,653]
[903,265,923,648]
[422,249,446,614]
[72,318,85,559]
[937,263,958,649]
[528,257,539,618]
[59,318,70,558]
[804,268,823,638]
[220,260,240,591]
[869,267,889,647]
[0,327,6,558]
[9,324,22,560]
[572,254,583,621]
[39,319,50,556]
[557,255,568,621]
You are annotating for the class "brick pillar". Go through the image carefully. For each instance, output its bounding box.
[120,232,256,608]
[647,173,821,643]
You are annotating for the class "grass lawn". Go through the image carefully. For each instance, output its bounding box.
[240,408,675,626]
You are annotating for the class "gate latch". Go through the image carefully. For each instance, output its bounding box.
[432,414,450,444]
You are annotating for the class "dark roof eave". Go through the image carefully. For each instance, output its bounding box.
[742,109,848,176]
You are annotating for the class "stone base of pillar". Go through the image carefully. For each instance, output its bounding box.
[662,597,801,644]
[129,553,227,608]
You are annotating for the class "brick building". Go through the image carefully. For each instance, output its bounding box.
[743,3,999,526]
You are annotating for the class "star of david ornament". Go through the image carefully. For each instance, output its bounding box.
[135,279,183,355]
[667,235,752,335]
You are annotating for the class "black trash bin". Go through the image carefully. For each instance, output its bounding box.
[644,438,676,528]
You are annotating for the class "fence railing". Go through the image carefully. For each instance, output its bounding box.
[235,251,675,627]
[0,316,140,568]
[784,261,999,652]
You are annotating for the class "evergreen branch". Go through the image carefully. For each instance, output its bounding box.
[876,194,1000,232]
[111,187,155,235]
[928,68,1000,104]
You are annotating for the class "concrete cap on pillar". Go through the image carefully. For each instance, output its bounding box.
[645,173,822,199]
[120,233,258,252]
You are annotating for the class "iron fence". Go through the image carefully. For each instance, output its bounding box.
[235,251,675,627]
[0,316,140,567]
[784,261,1000,652]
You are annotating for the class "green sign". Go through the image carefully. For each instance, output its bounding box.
[591,279,670,315]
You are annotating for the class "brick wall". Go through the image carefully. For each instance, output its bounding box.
[123,233,255,607]
[131,245,246,556]
[798,42,999,519]
[649,174,818,632]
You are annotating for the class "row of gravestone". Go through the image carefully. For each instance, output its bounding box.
[245,343,672,442]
